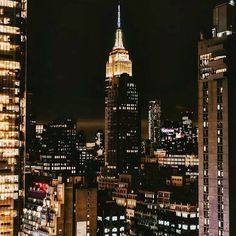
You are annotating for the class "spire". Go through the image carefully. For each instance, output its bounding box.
[229,0,235,6]
[117,1,121,28]
[113,1,124,49]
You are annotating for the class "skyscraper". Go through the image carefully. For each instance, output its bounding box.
[0,1,27,235]
[198,2,236,235]
[148,100,161,146]
[105,3,140,174]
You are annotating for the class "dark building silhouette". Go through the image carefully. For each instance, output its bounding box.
[40,118,77,176]
[97,191,126,236]
[77,129,86,145]
[26,92,40,163]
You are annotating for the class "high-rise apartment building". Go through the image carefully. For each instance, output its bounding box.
[198,1,236,235]
[105,3,140,174]
[148,100,161,146]
[0,1,27,235]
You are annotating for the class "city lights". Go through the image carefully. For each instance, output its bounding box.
[0,1,236,235]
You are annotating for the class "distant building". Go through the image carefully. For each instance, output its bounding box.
[97,192,126,236]
[134,140,199,236]
[40,118,77,176]
[98,174,137,224]
[26,92,37,159]
[77,129,86,145]
[95,130,104,148]
[148,100,161,146]
[133,160,198,235]
[160,116,197,154]
[77,142,96,167]
[154,150,198,169]
[105,3,140,174]
[95,130,104,159]
[141,139,154,157]
[36,124,45,140]
[22,175,97,236]
[198,1,236,235]
[76,141,100,184]
[134,188,198,235]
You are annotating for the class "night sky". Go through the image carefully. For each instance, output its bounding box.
[28,0,225,138]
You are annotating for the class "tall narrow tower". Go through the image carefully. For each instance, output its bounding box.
[148,100,161,146]
[0,1,27,235]
[105,2,140,174]
[198,2,236,235]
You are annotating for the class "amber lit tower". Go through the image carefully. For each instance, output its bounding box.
[0,1,27,235]
[105,3,140,174]
[198,1,236,235]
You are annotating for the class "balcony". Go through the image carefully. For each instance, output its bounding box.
[208,71,226,80]
[208,58,226,69]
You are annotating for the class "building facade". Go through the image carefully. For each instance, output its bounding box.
[0,1,27,235]
[198,2,236,235]
[22,176,64,236]
[105,3,140,174]
[132,158,198,236]
[40,118,77,176]
[134,189,198,236]
[22,175,97,236]
[97,200,126,236]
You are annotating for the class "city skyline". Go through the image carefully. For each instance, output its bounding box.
[0,0,235,235]
[28,0,225,134]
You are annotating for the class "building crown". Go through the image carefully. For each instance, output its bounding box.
[106,1,132,78]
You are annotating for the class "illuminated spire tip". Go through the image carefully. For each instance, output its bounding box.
[117,1,121,28]
[113,1,124,49]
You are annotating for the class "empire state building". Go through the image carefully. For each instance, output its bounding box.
[105,3,140,174]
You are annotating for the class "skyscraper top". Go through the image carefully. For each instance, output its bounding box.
[106,1,132,77]
[212,1,235,38]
